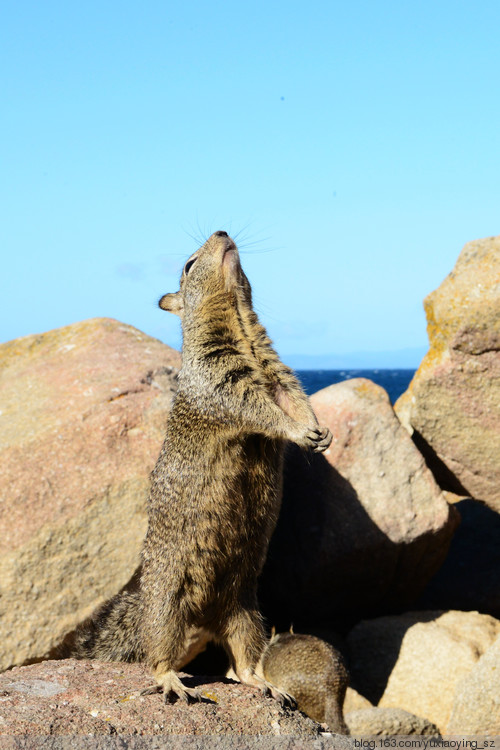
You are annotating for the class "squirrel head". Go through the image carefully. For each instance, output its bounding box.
[158,231,251,319]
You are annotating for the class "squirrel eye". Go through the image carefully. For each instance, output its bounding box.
[184,258,196,275]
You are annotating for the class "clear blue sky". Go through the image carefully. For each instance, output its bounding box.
[1,0,498,366]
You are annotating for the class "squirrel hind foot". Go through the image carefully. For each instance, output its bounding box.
[238,668,297,709]
[267,682,297,709]
[142,670,203,704]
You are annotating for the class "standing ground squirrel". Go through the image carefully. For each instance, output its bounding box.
[70,231,332,704]
[257,632,350,733]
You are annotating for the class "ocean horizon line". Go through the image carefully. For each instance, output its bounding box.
[294,367,417,403]
[294,365,418,371]
[285,346,426,371]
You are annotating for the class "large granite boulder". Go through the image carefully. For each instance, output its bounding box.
[347,610,500,733]
[0,318,180,671]
[395,235,500,511]
[0,659,323,739]
[259,379,459,629]
[447,633,500,735]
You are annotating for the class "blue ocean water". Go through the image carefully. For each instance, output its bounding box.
[296,369,416,404]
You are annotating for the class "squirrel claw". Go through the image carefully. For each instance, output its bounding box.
[303,426,333,453]
[257,677,296,709]
[270,686,297,709]
[142,670,204,703]
[312,427,333,453]
[141,683,203,703]
[164,686,203,704]
[140,684,162,696]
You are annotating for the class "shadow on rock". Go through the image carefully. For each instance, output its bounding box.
[417,498,500,618]
[259,441,456,633]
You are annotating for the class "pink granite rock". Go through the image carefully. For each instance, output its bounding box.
[0,318,180,671]
[0,659,322,738]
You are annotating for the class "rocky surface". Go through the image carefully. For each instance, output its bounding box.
[346,707,439,736]
[259,379,459,629]
[347,610,500,733]
[395,235,500,511]
[0,318,180,671]
[0,659,322,738]
[447,634,500,735]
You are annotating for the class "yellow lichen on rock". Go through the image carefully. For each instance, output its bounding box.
[395,235,500,509]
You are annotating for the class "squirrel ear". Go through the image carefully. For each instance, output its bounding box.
[158,292,183,317]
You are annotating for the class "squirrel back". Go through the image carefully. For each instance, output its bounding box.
[258,632,350,734]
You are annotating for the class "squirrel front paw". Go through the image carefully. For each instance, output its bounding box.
[301,426,332,453]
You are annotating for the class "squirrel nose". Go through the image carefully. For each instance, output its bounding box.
[214,230,228,237]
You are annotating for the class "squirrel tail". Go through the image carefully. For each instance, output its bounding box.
[56,571,144,663]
